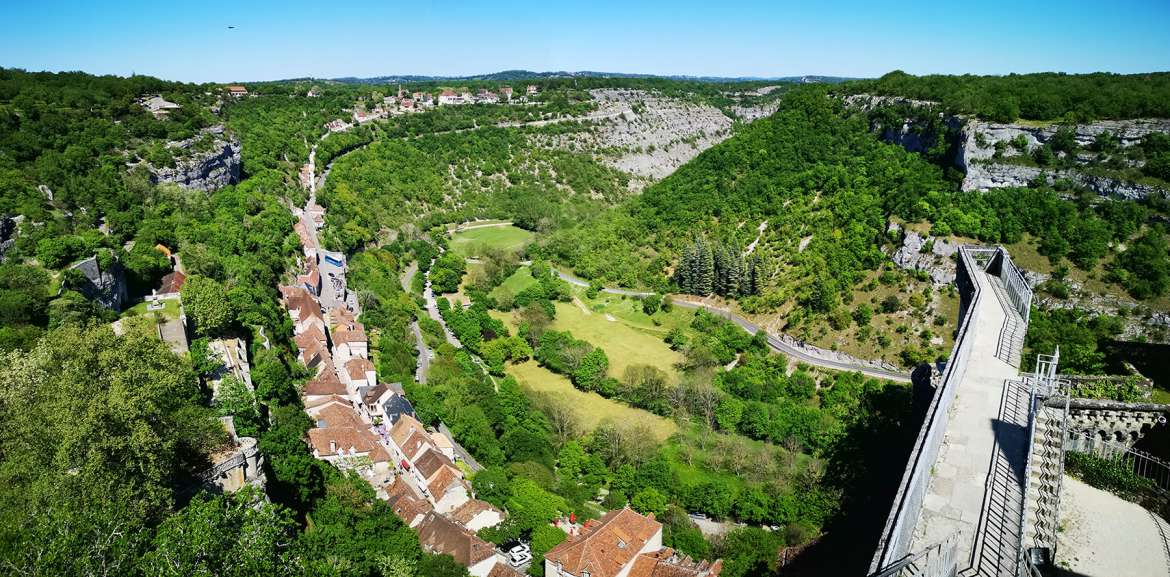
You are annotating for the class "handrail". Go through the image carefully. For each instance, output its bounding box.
[870,532,959,577]
[869,246,986,573]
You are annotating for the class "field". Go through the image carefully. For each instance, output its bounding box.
[494,298,685,378]
[507,360,678,441]
[488,266,539,301]
[449,224,533,258]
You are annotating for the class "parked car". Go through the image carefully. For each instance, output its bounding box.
[509,550,532,567]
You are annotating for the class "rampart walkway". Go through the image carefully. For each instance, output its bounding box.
[871,247,1034,577]
[909,266,1027,576]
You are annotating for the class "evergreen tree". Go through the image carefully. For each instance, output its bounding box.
[696,239,714,295]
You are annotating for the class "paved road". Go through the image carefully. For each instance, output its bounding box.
[401,260,417,293]
[411,321,431,384]
[438,422,484,472]
[551,267,910,382]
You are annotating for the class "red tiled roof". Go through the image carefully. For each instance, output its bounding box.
[332,325,367,344]
[545,508,662,577]
[363,383,389,406]
[400,429,437,463]
[294,324,327,349]
[307,426,379,458]
[488,564,524,577]
[158,271,186,294]
[416,512,496,567]
[427,465,463,497]
[414,448,454,481]
[389,414,428,448]
[303,373,346,397]
[304,394,351,411]
[627,548,723,577]
[386,478,433,525]
[449,499,502,526]
[345,357,375,381]
[312,404,364,429]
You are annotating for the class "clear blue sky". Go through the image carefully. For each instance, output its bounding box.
[4,0,1170,83]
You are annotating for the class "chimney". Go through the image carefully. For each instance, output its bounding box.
[329,440,337,453]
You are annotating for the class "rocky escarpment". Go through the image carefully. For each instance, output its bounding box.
[149,125,242,191]
[958,118,1170,198]
[886,225,958,285]
[845,94,1170,200]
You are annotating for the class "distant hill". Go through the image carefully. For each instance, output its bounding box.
[326,70,857,85]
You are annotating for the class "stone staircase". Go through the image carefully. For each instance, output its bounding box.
[987,275,1026,368]
[1022,398,1068,556]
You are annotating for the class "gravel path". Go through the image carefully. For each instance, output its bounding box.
[1057,475,1170,577]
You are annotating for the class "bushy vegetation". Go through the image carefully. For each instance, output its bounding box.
[318,127,630,252]
[846,70,1170,122]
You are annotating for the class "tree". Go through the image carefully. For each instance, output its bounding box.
[472,466,512,508]
[0,323,226,575]
[214,376,261,437]
[181,275,235,336]
[573,348,610,392]
[143,488,297,577]
[631,487,669,517]
[641,293,662,315]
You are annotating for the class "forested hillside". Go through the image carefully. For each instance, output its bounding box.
[0,69,470,576]
[319,126,631,252]
[844,70,1170,122]
[541,85,1170,366]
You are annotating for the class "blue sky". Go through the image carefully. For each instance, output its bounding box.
[4,0,1169,83]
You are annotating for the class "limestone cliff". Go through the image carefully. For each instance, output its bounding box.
[845,94,1170,200]
[149,126,242,191]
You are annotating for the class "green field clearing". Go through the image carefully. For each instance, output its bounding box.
[507,360,677,441]
[449,224,533,258]
[488,266,539,301]
[494,299,683,378]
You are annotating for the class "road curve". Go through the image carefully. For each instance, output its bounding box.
[552,267,911,382]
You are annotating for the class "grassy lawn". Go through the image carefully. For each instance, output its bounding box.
[489,266,539,301]
[122,298,181,320]
[494,299,683,378]
[507,360,677,442]
[449,224,533,258]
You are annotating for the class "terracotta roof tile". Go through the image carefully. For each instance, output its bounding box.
[158,271,186,294]
[545,508,662,577]
[390,414,428,448]
[449,499,502,526]
[627,548,723,577]
[312,404,364,429]
[307,426,381,458]
[345,357,375,380]
[427,465,463,497]
[414,448,453,480]
[416,512,496,567]
[488,564,524,577]
[303,373,346,397]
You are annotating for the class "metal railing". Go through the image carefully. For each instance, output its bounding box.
[1017,349,1069,575]
[871,533,960,577]
[869,247,986,574]
[1066,430,1170,496]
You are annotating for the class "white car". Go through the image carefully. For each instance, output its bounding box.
[509,551,532,567]
[509,543,531,556]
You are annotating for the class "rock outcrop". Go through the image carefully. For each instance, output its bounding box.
[845,94,1170,200]
[149,126,242,191]
[889,227,958,285]
[68,255,128,311]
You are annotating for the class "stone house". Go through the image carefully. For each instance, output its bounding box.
[544,508,664,577]
[416,512,501,577]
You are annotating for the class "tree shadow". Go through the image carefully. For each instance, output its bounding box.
[778,384,919,575]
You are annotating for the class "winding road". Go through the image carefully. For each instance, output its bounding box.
[551,267,911,382]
